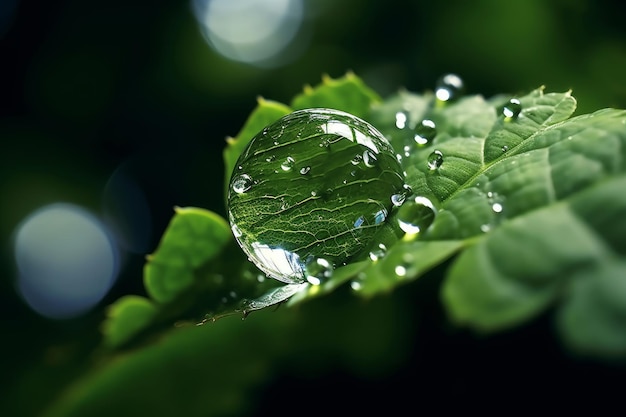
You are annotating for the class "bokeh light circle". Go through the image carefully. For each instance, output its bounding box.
[14,203,120,319]
[192,0,304,66]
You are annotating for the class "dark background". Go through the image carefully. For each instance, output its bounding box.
[2,0,626,415]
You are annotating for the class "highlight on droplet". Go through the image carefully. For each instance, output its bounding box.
[13,203,120,319]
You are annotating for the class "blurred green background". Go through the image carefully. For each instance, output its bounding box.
[2,0,626,415]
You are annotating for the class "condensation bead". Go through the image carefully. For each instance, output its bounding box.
[227,108,406,284]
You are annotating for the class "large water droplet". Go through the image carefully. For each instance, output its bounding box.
[503,98,522,119]
[227,108,405,284]
[397,196,436,236]
[435,73,464,102]
[232,174,253,194]
[427,150,444,170]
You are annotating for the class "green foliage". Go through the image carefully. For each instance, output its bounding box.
[44,73,626,416]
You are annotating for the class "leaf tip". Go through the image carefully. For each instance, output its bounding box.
[303,84,314,95]
[225,136,236,145]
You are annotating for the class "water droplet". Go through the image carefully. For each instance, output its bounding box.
[435,73,464,102]
[414,119,437,145]
[502,145,509,153]
[480,224,491,233]
[397,196,436,236]
[369,243,387,261]
[363,150,378,167]
[281,156,295,171]
[390,184,412,207]
[305,257,333,286]
[394,265,407,277]
[492,203,503,213]
[427,150,444,170]
[227,108,405,284]
[395,111,408,129]
[232,174,253,194]
[503,98,522,119]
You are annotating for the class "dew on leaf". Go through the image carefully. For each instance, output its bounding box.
[395,111,408,129]
[502,145,509,153]
[435,73,464,102]
[369,243,388,261]
[281,156,296,171]
[414,119,437,145]
[232,174,253,194]
[305,257,333,286]
[427,150,444,170]
[492,203,503,213]
[503,98,522,119]
[363,150,378,167]
[396,196,436,236]
[227,108,405,284]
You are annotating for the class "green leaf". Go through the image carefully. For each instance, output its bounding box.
[101,296,158,348]
[291,72,381,119]
[144,207,232,303]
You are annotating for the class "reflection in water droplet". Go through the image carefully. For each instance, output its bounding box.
[503,98,522,119]
[427,150,444,170]
[397,196,436,236]
[435,73,464,102]
[300,166,311,175]
[363,150,378,167]
[305,257,333,285]
[390,184,412,207]
[232,174,253,194]
[281,156,296,171]
[369,243,387,261]
[414,119,437,145]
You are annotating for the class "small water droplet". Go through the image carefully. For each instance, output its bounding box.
[281,156,295,171]
[394,265,407,277]
[305,257,333,286]
[503,98,522,119]
[350,280,362,291]
[427,150,444,170]
[300,166,311,175]
[232,174,253,194]
[369,243,387,261]
[265,155,276,163]
[502,145,509,153]
[351,154,363,165]
[363,150,378,167]
[480,224,491,233]
[414,119,437,145]
[390,184,412,207]
[397,196,436,236]
[395,111,408,129]
[492,203,503,213]
[435,73,464,102]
